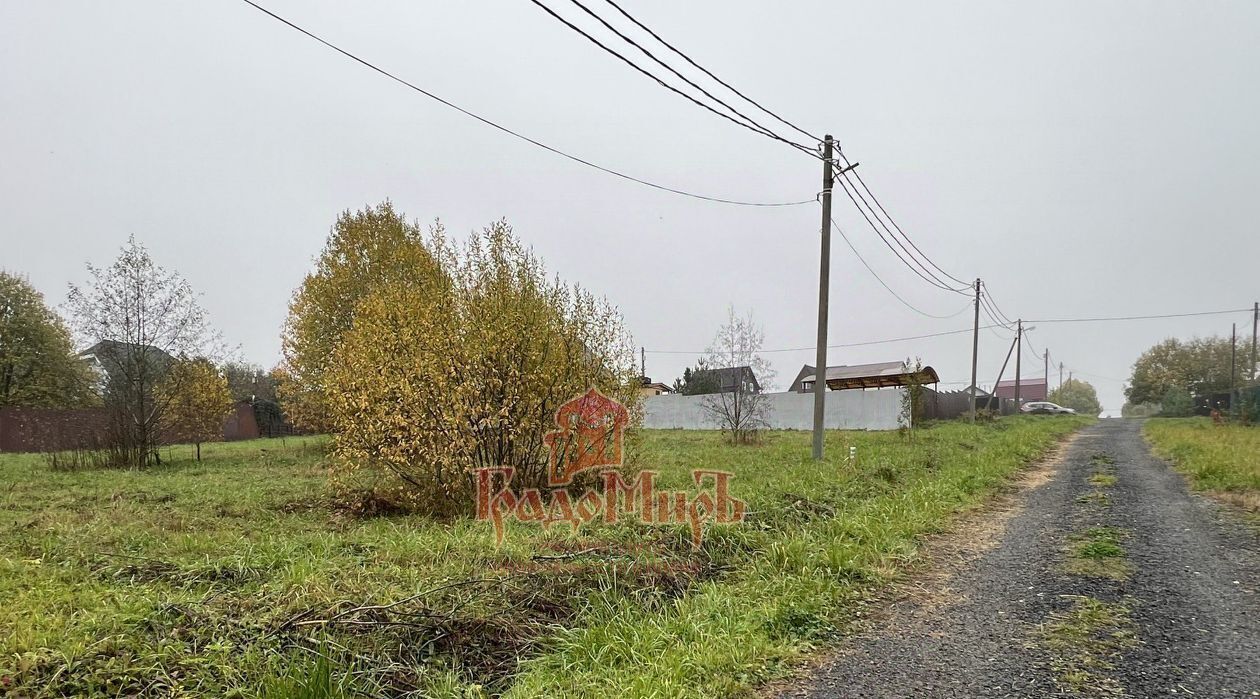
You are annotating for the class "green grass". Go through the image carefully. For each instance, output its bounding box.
[1088,473,1117,487]
[1145,419,1260,516]
[1041,596,1137,695]
[1076,492,1111,506]
[1064,527,1131,581]
[0,416,1090,697]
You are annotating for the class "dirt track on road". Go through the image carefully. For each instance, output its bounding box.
[778,419,1260,698]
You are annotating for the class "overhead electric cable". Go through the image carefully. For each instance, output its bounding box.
[544,0,975,295]
[980,281,1018,326]
[548,0,976,294]
[558,0,807,152]
[980,294,1016,329]
[833,175,969,294]
[831,218,973,319]
[526,0,818,157]
[645,324,1004,355]
[1027,308,1252,324]
[594,0,823,143]
[838,160,971,289]
[237,0,815,207]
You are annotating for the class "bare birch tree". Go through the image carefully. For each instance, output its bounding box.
[701,306,775,444]
[67,236,216,467]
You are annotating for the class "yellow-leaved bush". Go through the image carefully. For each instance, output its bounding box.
[279,201,443,433]
[321,219,640,515]
[157,356,234,461]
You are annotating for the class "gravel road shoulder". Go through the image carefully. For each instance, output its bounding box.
[774,419,1260,698]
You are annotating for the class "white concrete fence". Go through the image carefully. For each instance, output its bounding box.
[642,389,905,431]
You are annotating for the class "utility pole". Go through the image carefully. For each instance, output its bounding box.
[1059,362,1064,391]
[811,135,834,461]
[1014,319,1023,407]
[640,347,646,379]
[1252,301,1258,383]
[1044,349,1049,395]
[1231,323,1238,413]
[988,334,1019,414]
[970,278,981,423]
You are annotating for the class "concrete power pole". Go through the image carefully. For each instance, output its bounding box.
[640,346,646,379]
[988,333,1019,414]
[811,135,834,461]
[1231,323,1238,413]
[970,278,981,423]
[1059,362,1064,391]
[1014,319,1023,407]
[1044,349,1049,395]
[1252,301,1258,383]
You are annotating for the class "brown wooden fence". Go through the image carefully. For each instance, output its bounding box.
[921,388,1017,421]
[0,401,264,453]
[0,407,112,453]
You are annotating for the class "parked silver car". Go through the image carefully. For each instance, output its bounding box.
[1020,401,1076,415]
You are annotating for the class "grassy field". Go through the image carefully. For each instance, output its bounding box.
[0,417,1089,697]
[1145,418,1260,517]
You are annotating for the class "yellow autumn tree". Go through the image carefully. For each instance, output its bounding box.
[279,201,446,432]
[323,220,640,514]
[158,357,234,461]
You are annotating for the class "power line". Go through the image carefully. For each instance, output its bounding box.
[833,174,968,294]
[555,0,809,154]
[977,291,1015,334]
[645,324,1003,355]
[1022,334,1043,365]
[533,0,976,298]
[834,171,969,293]
[526,0,818,157]
[555,0,975,296]
[237,0,815,207]
[593,0,823,144]
[979,294,1016,330]
[1026,308,1253,324]
[979,281,1017,326]
[838,158,971,289]
[831,218,973,319]
[1065,369,1127,383]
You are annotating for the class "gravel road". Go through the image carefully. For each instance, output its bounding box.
[779,419,1260,698]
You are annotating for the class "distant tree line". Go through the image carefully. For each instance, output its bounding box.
[1124,335,1257,418]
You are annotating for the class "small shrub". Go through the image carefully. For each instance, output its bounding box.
[322,221,639,515]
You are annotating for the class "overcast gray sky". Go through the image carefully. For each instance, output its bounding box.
[4,0,1258,413]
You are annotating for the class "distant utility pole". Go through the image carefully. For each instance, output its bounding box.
[988,333,1019,414]
[1044,349,1049,394]
[811,135,834,461]
[1231,323,1238,412]
[1059,362,1064,391]
[970,278,981,423]
[1252,301,1258,383]
[640,346,646,378]
[1014,319,1023,407]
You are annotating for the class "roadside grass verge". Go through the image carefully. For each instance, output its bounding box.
[1064,527,1132,580]
[1041,596,1137,695]
[0,416,1090,697]
[1145,418,1260,518]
